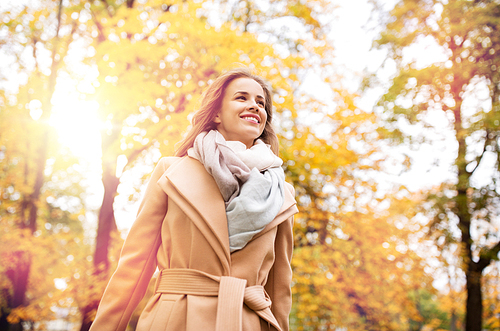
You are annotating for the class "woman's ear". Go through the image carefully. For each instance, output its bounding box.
[214,113,222,124]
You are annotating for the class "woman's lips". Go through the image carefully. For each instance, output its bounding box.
[240,114,260,124]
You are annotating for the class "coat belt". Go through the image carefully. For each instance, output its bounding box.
[155,269,282,331]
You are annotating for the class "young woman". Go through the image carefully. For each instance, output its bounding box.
[89,68,298,331]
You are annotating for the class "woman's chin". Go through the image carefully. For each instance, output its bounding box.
[221,132,261,146]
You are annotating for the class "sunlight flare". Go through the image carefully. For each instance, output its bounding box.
[49,85,102,163]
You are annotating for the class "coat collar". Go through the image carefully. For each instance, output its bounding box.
[157,156,297,264]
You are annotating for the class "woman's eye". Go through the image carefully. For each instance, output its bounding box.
[237,96,246,100]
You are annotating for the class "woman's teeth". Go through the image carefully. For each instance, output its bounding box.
[241,116,258,124]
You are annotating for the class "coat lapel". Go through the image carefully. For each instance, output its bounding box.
[157,157,231,269]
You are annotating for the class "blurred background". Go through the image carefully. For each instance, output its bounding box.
[1,0,499,330]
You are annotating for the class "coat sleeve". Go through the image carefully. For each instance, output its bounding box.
[265,185,296,331]
[89,157,175,331]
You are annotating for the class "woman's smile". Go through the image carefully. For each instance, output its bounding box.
[240,113,260,124]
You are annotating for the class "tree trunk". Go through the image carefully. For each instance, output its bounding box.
[465,267,482,331]
[94,169,120,270]
[7,107,51,331]
[0,310,8,331]
[79,299,99,331]
[79,169,119,331]
[5,252,30,325]
[79,128,120,331]
[450,310,457,331]
[452,95,484,331]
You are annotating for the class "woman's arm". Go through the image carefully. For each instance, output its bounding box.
[264,214,294,331]
[89,157,176,331]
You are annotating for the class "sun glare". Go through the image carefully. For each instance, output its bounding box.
[49,84,102,164]
[47,82,106,216]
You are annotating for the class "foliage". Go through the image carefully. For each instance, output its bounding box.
[482,262,500,330]
[289,176,433,330]
[408,289,452,331]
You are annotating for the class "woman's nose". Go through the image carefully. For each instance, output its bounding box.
[247,101,259,111]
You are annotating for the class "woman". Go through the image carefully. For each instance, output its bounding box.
[89,68,298,331]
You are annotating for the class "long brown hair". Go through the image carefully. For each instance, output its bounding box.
[175,68,279,157]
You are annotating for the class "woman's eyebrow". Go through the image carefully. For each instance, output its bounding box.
[234,91,265,99]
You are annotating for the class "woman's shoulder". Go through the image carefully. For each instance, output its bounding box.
[150,156,182,175]
[284,181,296,197]
[158,156,183,167]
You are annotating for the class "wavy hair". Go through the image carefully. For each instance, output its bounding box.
[175,68,278,157]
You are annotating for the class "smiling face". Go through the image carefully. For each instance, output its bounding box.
[214,77,268,148]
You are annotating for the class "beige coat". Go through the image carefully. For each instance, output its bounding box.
[89,156,298,331]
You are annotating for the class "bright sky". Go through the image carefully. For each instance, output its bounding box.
[317,0,457,192]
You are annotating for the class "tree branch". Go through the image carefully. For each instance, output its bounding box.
[469,129,493,175]
[89,6,106,43]
[478,239,500,271]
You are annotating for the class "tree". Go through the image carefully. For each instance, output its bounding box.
[0,82,87,329]
[0,1,84,328]
[372,0,500,329]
